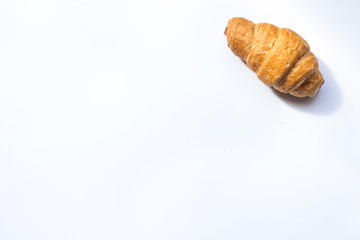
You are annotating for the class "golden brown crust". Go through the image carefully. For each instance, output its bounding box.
[225,17,255,61]
[246,23,279,72]
[225,17,324,97]
[289,70,324,97]
[273,51,318,93]
[257,28,310,86]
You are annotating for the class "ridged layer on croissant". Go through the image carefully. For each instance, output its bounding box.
[225,17,324,97]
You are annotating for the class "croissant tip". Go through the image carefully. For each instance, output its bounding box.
[224,27,227,35]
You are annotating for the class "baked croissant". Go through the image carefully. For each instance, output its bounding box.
[224,17,324,97]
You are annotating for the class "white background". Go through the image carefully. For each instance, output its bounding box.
[1,0,360,239]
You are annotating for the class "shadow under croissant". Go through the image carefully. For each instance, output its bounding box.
[271,57,342,116]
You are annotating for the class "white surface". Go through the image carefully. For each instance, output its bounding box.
[0,0,360,239]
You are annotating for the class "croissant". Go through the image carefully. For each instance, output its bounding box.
[224,17,324,97]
